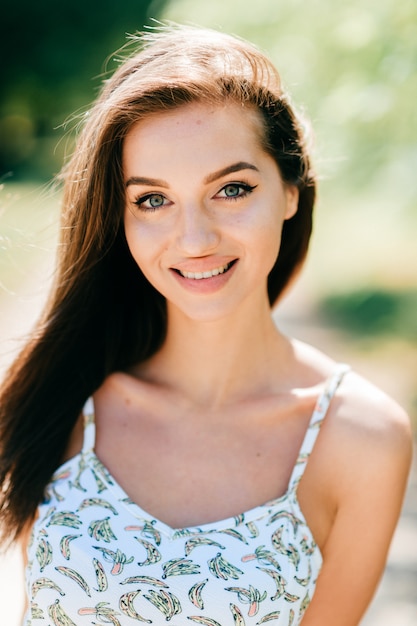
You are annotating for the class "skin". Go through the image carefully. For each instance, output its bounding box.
[38,102,412,625]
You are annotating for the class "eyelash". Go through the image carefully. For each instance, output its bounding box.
[216,182,257,201]
[132,181,257,212]
[133,193,169,212]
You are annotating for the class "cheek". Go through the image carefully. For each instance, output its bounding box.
[244,202,284,250]
[124,214,156,269]
[252,208,286,272]
[123,214,174,295]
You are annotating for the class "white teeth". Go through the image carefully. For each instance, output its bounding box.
[179,262,231,279]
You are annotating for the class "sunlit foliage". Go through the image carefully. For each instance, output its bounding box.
[0,0,167,179]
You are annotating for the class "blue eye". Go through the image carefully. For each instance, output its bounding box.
[134,193,167,211]
[217,182,256,200]
[224,184,242,197]
[148,194,165,207]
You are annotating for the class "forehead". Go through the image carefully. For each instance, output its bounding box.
[124,101,265,147]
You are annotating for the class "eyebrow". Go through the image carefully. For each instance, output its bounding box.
[204,161,259,184]
[125,176,169,188]
[125,161,259,188]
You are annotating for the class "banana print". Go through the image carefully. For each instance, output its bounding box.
[84,412,94,426]
[184,537,226,556]
[218,528,249,544]
[121,496,135,506]
[119,590,152,623]
[120,575,169,588]
[36,537,53,572]
[172,528,198,539]
[187,617,223,626]
[294,563,312,587]
[241,545,282,570]
[283,592,299,604]
[26,367,350,626]
[125,520,164,545]
[299,591,311,614]
[257,567,288,601]
[286,544,300,571]
[30,602,44,619]
[271,527,301,571]
[188,578,208,609]
[31,577,65,598]
[300,535,316,556]
[47,511,81,529]
[295,453,309,466]
[245,522,259,539]
[39,505,56,525]
[208,553,244,580]
[70,456,88,492]
[48,599,78,626]
[88,517,118,543]
[143,589,182,620]
[91,468,108,494]
[45,484,66,503]
[52,468,73,483]
[93,558,108,592]
[78,601,122,625]
[256,611,281,623]
[258,565,300,604]
[267,511,304,534]
[162,557,201,579]
[290,475,302,493]
[230,602,246,626]
[271,526,287,553]
[77,497,119,516]
[93,546,134,574]
[225,585,267,617]
[55,565,92,596]
[135,537,162,566]
[59,534,81,560]
[91,457,114,484]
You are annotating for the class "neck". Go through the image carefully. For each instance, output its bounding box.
[137,297,294,408]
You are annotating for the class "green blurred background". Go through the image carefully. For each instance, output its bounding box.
[1,0,416,426]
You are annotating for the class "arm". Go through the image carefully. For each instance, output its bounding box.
[301,380,413,626]
[18,522,34,623]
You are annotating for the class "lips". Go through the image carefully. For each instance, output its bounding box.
[177,261,235,280]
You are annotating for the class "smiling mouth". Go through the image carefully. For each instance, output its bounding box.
[175,260,236,280]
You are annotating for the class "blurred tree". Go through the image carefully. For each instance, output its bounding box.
[0,0,167,180]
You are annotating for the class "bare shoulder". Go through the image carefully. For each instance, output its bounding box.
[289,338,412,471]
[334,369,412,449]
[323,368,413,498]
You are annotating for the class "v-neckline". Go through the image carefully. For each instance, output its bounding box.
[87,448,297,538]
[67,363,349,538]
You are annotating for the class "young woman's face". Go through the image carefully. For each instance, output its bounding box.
[123,101,298,322]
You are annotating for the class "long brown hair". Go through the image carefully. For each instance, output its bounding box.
[0,24,316,543]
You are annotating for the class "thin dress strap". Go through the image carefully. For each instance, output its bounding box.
[81,397,96,453]
[288,363,350,494]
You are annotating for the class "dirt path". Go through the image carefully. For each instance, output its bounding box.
[0,270,415,624]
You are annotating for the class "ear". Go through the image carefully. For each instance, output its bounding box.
[284,185,299,220]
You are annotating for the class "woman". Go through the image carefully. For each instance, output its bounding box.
[0,24,412,626]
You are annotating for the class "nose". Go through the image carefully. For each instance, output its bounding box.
[175,203,220,256]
